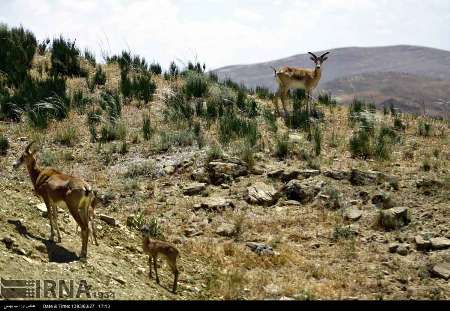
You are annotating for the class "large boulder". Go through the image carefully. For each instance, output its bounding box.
[379,207,410,230]
[282,178,324,204]
[246,242,274,255]
[245,182,278,206]
[215,224,236,237]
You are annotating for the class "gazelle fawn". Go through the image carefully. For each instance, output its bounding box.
[141,224,179,293]
[13,141,98,260]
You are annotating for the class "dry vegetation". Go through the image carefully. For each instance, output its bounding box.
[0,26,449,301]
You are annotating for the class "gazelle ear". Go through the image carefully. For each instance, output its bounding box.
[322,57,328,62]
[310,57,316,62]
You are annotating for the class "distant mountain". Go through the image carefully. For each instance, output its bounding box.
[213,45,450,116]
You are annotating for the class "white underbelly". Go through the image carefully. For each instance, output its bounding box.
[289,81,306,90]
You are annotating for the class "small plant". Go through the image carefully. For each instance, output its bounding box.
[142,114,154,141]
[333,225,357,241]
[54,126,78,146]
[263,108,277,133]
[143,218,164,239]
[125,160,156,178]
[84,49,96,67]
[51,36,85,77]
[92,65,106,86]
[207,144,223,162]
[422,158,431,172]
[275,134,290,159]
[100,121,127,143]
[418,120,432,137]
[169,61,179,77]
[311,123,322,156]
[149,62,162,75]
[193,122,205,149]
[239,142,255,169]
[40,150,56,166]
[0,135,9,155]
[349,128,373,159]
[183,71,209,99]
[71,89,92,113]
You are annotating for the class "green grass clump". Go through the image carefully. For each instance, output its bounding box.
[142,114,154,141]
[100,121,127,143]
[125,160,156,178]
[418,120,432,137]
[54,126,78,147]
[218,112,259,146]
[92,65,106,86]
[183,71,209,99]
[51,36,85,77]
[275,134,290,160]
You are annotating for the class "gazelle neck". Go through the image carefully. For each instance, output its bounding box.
[314,66,322,79]
[26,157,41,188]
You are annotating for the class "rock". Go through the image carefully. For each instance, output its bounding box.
[184,228,203,237]
[431,263,450,280]
[281,169,321,182]
[416,179,443,194]
[267,169,285,179]
[207,159,247,185]
[350,169,379,186]
[343,206,362,221]
[289,133,303,144]
[14,248,30,256]
[372,192,396,209]
[250,165,265,175]
[359,191,370,203]
[245,182,278,206]
[36,203,47,214]
[137,267,146,275]
[396,243,410,256]
[113,277,127,285]
[430,237,450,250]
[379,207,410,230]
[282,178,324,204]
[318,186,344,209]
[215,224,236,237]
[246,242,274,255]
[323,170,350,181]
[183,183,207,196]
[191,167,210,183]
[389,243,400,253]
[193,198,234,212]
[2,236,17,249]
[99,214,119,227]
[283,200,301,206]
[415,235,431,251]
[163,165,176,175]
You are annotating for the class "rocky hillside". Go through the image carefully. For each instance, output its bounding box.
[0,32,449,300]
[213,45,450,117]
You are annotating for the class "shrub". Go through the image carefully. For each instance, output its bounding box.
[149,62,162,75]
[183,71,209,99]
[275,134,290,159]
[93,65,106,86]
[164,91,194,124]
[255,86,273,100]
[349,128,373,159]
[87,108,102,126]
[311,123,322,156]
[0,135,9,155]
[157,129,195,151]
[207,144,224,162]
[84,49,96,67]
[99,90,121,121]
[132,73,156,103]
[239,142,255,169]
[394,117,406,131]
[54,127,78,146]
[318,92,337,107]
[71,89,92,113]
[0,24,37,87]
[169,61,179,77]
[51,36,85,77]
[422,158,431,172]
[418,121,432,137]
[263,108,277,133]
[142,114,154,141]
[37,38,50,56]
[218,112,259,146]
[40,150,57,166]
[100,121,127,143]
[27,95,70,129]
[143,218,164,239]
[193,122,205,149]
[125,160,156,178]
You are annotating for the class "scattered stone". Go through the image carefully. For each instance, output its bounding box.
[343,206,363,221]
[215,224,236,237]
[323,170,350,181]
[379,207,410,230]
[184,228,203,237]
[183,183,207,196]
[207,159,247,185]
[430,237,450,250]
[431,263,450,280]
[282,178,324,204]
[372,192,396,209]
[193,198,234,212]
[283,200,301,206]
[388,243,399,253]
[245,182,278,206]
[250,165,265,175]
[246,242,274,255]
[281,169,321,182]
[113,277,126,285]
[14,248,29,256]
[163,165,176,175]
[318,186,344,209]
[416,179,443,194]
[35,203,47,214]
[2,236,17,249]
[220,184,230,189]
[191,168,210,184]
[350,169,379,186]
[415,235,431,251]
[359,191,370,203]
[267,169,284,179]
[99,214,119,227]
[396,243,410,256]
[137,267,146,275]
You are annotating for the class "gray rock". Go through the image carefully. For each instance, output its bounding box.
[415,235,431,251]
[2,236,17,249]
[193,198,234,212]
[396,243,410,256]
[215,224,236,237]
[99,214,119,227]
[246,242,274,255]
[431,263,450,280]
[372,192,396,209]
[183,183,207,196]
[267,169,285,179]
[388,243,400,253]
[318,186,344,209]
[184,228,203,237]
[208,160,247,185]
[323,170,350,181]
[113,277,127,285]
[163,165,176,175]
[191,167,210,183]
[250,165,265,175]
[416,179,443,194]
[36,203,47,214]
[430,237,450,250]
[343,206,363,221]
[379,207,410,230]
[350,169,379,186]
[281,169,321,182]
[246,182,278,206]
[283,178,324,204]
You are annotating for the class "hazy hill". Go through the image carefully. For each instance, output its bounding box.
[213,45,450,116]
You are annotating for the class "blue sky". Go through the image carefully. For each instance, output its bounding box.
[1,0,450,69]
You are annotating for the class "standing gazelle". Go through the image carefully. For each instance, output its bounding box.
[141,224,179,294]
[272,51,330,117]
[13,142,98,260]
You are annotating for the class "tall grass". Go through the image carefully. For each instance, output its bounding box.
[51,36,85,77]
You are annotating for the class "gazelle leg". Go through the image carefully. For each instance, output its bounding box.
[280,89,289,119]
[148,256,153,279]
[52,204,62,243]
[80,226,89,260]
[153,255,159,284]
[43,198,55,242]
[168,259,179,294]
[273,90,281,117]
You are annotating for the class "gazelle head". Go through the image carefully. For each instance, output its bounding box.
[308,52,330,69]
[13,141,37,169]
[140,224,152,237]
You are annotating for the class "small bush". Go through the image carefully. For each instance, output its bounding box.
[183,71,209,99]
[422,158,431,172]
[193,122,205,149]
[275,134,290,159]
[0,135,9,155]
[318,92,337,107]
[311,123,322,156]
[142,114,154,141]
[132,73,156,103]
[349,129,373,159]
[143,218,164,239]
[37,38,50,56]
[54,127,78,146]
[169,61,179,77]
[40,150,56,167]
[239,142,255,169]
[87,108,102,126]
[164,91,194,124]
[333,225,357,241]
[93,65,106,86]
[263,108,277,133]
[207,144,223,162]
[99,90,121,121]
[418,121,432,137]
[125,160,156,178]
[255,86,273,100]
[51,36,85,77]
[84,49,96,67]
[71,90,92,113]
[157,129,195,151]
[394,117,406,131]
[149,62,162,75]
[218,112,259,146]
[27,95,70,129]
[100,121,127,143]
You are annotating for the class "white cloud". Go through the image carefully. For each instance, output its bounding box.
[0,0,449,69]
